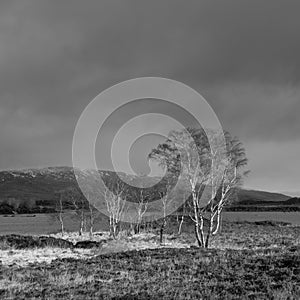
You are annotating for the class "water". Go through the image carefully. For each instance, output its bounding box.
[0,213,108,235]
[0,211,299,235]
[222,211,300,225]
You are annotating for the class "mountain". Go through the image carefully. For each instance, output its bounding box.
[236,189,291,205]
[230,189,300,210]
[284,197,300,205]
[0,167,296,210]
[0,167,77,203]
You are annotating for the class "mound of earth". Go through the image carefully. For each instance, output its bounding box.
[74,240,104,249]
[0,234,73,249]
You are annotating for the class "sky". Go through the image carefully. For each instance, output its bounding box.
[0,0,299,196]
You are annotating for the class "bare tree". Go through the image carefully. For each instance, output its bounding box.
[88,200,99,238]
[53,191,65,236]
[202,134,249,247]
[158,178,175,244]
[133,188,148,234]
[176,193,188,235]
[74,169,128,239]
[149,128,248,248]
[159,191,167,244]
[104,181,126,238]
[66,188,87,236]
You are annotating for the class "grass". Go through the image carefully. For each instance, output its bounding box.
[47,272,95,287]
[0,246,299,299]
[0,221,299,299]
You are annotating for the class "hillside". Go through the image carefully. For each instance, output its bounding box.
[236,189,291,205]
[0,167,297,212]
[230,189,300,211]
[0,167,77,203]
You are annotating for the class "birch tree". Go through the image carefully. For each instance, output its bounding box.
[158,177,175,244]
[53,191,66,236]
[104,181,126,238]
[88,201,98,238]
[133,188,148,234]
[67,188,87,236]
[149,128,248,248]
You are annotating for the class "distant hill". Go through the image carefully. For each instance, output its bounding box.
[236,189,291,205]
[284,197,300,205]
[0,167,297,211]
[0,167,77,203]
[229,189,300,211]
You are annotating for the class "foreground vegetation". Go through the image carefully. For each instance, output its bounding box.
[0,245,299,299]
[0,221,299,299]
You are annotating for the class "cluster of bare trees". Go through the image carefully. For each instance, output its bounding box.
[103,181,126,238]
[53,187,99,237]
[54,127,247,248]
[149,128,248,248]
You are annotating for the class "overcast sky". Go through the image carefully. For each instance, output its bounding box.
[0,0,299,195]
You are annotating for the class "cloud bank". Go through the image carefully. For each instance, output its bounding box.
[0,0,299,194]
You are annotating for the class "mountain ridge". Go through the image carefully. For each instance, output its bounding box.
[0,167,298,208]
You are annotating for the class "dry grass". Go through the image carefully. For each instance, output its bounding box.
[0,222,299,268]
[0,232,190,267]
[47,272,95,287]
[0,222,299,299]
[0,247,96,267]
[0,246,299,299]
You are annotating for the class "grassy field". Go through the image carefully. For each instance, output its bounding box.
[0,221,299,299]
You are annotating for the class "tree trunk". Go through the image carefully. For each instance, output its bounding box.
[113,221,118,238]
[115,221,120,237]
[160,218,166,244]
[205,212,215,248]
[58,194,64,236]
[192,190,204,247]
[130,223,134,235]
[79,217,84,236]
[59,213,64,236]
[160,226,164,244]
[178,215,184,235]
[212,209,221,235]
[89,216,94,238]
[89,204,94,238]
[109,216,114,238]
[199,216,205,246]
[134,223,140,234]
[205,225,212,248]
[194,223,202,247]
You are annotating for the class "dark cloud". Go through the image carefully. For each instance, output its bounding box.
[0,0,299,193]
[201,82,300,141]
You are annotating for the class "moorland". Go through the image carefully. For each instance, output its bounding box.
[0,167,299,299]
[0,219,299,299]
